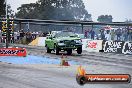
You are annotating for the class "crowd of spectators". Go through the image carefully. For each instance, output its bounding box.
[85,29,95,40]
[0,29,48,44]
[0,26,132,44]
[84,26,132,41]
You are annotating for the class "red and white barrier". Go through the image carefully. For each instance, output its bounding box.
[0,48,27,57]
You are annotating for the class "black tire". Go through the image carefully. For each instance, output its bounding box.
[46,46,51,53]
[77,47,82,54]
[67,49,72,55]
[55,46,60,55]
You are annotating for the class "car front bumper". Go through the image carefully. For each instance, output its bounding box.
[58,43,82,49]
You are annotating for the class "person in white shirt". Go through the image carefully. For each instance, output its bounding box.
[105,30,111,41]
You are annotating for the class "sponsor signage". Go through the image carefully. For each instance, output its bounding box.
[103,41,124,53]
[103,41,132,55]
[84,40,103,52]
[87,41,97,48]
[76,66,131,85]
[122,42,132,55]
[0,48,27,57]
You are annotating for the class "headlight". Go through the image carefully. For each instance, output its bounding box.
[75,40,82,43]
[58,40,65,46]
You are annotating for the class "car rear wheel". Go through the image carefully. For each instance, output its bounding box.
[77,47,82,54]
[67,49,72,55]
[46,46,51,53]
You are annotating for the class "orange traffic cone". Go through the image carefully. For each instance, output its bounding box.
[60,54,70,66]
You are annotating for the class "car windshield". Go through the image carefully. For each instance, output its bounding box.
[54,32,76,37]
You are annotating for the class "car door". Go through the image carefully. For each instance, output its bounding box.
[45,36,52,49]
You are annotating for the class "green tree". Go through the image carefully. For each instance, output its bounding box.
[16,3,38,19]
[0,0,6,16]
[0,0,6,31]
[7,4,14,17]
[16,0,91,21]
[97,15,113,23]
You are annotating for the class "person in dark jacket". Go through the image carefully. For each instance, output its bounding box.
[91,30,95,40]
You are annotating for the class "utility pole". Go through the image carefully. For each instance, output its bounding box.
[28,22,30,32]
[5,0,9,48]
[5,0,7,18]
[81,24,84,34]
[6,15,10,48]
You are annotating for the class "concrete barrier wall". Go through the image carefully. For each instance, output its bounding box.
[29,37,132,55]
[82,39,90,51]
[30,38,103,52]
[38,37,46,46]
[29,37,46,46]
[29,37,39,46]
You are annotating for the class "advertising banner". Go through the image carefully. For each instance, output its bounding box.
[103,41,124,53]
[0,48,27,57]
[122,42,132,55]
[83,40,103,52]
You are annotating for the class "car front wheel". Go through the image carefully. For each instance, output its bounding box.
[55,46,60,55]
[77,47,82,54]
[67,49,72,55]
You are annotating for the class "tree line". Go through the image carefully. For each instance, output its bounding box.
[15,0,92,21]
[0,0,115,22]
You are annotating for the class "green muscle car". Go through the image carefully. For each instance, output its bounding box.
[45,31,82,55]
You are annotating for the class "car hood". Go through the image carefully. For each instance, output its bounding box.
[55,37,80,41]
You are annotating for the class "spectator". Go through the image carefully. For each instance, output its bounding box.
[31,32,36,40]
[100,29,105,40]
[87,29,91,38]
[84,30,88,38]
[14,32,18,42]
[20,29,25,40]
[111,29,115,40]
[17,31,20,40]
[116,28,122,41]
[25,32,31,44]
[105,30,111,40]
[91,30,95,40]
[123,28,128,41]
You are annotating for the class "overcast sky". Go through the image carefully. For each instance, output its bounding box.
[8,0,132,22]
